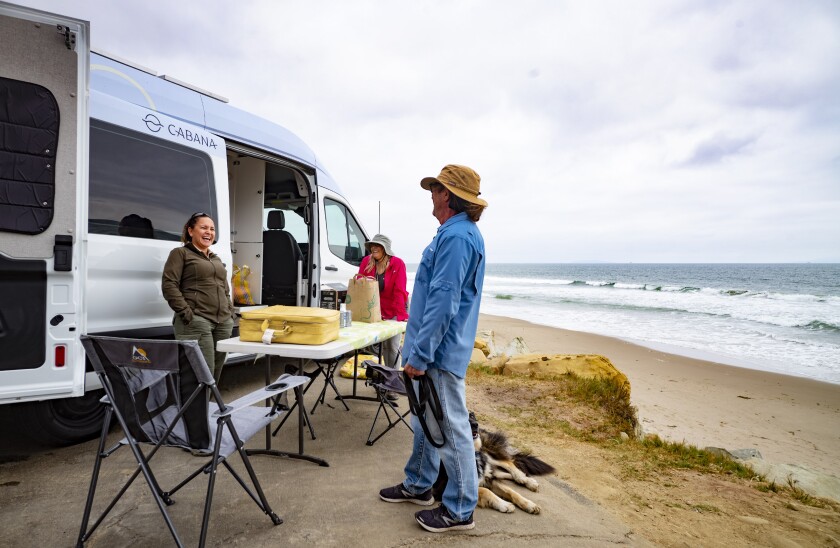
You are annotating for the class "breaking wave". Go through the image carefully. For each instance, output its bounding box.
[798,320,840,332]
[484,274,835,303]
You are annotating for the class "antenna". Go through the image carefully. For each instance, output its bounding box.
[378,201,381,233]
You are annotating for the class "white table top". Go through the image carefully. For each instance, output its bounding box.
[217,320,406,360]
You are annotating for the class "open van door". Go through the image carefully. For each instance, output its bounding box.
[0,3,91,439]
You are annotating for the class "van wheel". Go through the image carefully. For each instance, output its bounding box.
[23,390,107,446]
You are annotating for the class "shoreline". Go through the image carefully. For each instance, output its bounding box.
[480,305,838,384]
[478,313,840,478]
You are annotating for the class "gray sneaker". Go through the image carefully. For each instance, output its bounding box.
[379,483,434,506]
[415,505,475,533]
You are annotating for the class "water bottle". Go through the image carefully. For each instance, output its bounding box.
[339,303,352,328]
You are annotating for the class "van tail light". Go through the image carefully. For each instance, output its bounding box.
[55,345,66,367]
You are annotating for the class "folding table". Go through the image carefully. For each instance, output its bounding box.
[217,320,406,466]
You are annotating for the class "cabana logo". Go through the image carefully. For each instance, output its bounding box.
[141,113,218,149]
[131,346,151,364]
[142,113,163,133]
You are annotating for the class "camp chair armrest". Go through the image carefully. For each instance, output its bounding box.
[212,374,307,417]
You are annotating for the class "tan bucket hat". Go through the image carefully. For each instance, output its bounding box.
[420,164,488,207]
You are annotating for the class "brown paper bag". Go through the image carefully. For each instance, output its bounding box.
[346,276,382,323]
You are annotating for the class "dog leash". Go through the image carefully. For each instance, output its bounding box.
[402,371,446,448]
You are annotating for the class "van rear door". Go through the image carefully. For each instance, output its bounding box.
[0,4,89,402]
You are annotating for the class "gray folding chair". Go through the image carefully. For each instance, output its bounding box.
[364,361,413,446]
[76,335,307,548]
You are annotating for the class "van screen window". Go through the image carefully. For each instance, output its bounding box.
[89,120,216,240]
[0,76,59,235]
[324,198,365,266]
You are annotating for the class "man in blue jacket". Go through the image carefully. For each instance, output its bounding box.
[379,164,487,533]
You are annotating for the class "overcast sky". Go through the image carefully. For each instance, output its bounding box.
[15,0,840,263]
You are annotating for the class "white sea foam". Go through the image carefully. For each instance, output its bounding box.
[614,282,645,290]
[409,264,840,383]
[479,294,840,384]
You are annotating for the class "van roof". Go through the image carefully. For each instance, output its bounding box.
[90,51,342,194]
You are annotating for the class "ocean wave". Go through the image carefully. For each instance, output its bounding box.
[758,292,840,304]
[476,264,840,383]
[714,290,840,303]
[483,275,575,286]
[485,288,840,333]
[482,275,838,305]
[798,320,840,332]
[614,282,645,290]
[491,293,719,318]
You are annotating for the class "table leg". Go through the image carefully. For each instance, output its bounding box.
[247,356,328,467]
[311,358,350,414]
[336,347,380,403]
[265,355,272,449]
[272,361,320,438]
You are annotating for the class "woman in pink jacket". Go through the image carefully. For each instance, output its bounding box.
[357,234,408,368]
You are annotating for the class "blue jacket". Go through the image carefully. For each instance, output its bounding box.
[403,213,485,378]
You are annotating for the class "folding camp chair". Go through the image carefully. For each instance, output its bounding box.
[76,335,307,548]
[364,361,413,446]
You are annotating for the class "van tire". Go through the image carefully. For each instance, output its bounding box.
[23,390,107,446]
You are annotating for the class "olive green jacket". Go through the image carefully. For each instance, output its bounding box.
[162,243,234,324]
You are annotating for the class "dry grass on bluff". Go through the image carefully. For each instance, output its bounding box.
[465,367,840,547]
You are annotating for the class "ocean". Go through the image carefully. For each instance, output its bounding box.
[407,264,840,384]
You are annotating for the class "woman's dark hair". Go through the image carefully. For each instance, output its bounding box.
[181,212,214,244]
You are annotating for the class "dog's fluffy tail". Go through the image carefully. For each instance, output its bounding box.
[514,453,556,476]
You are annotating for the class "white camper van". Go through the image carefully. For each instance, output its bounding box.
[0,3,371,444]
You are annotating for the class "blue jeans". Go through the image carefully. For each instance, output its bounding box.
[402,368,478,521]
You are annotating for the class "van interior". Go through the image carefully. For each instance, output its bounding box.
[227,153,313,307]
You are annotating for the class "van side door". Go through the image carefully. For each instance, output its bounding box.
[0,5,89,402]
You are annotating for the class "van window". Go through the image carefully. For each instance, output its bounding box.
[263,208,308,244]
[263,206,310,261]
[88,120,216,240]
[0,76,58,235]
[324,198,365,266]
[283,210,308,243]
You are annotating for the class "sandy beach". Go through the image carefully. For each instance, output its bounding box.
[479,314,840,479]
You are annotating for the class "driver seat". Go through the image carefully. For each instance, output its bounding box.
[262,210,303,306]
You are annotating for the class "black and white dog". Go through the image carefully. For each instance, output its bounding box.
[432,412,555,514]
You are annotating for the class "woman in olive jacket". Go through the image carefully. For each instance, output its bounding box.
[162,212,234,384]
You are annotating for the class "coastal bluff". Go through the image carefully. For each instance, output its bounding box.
[471,327,840,505]
[472,330,629,386]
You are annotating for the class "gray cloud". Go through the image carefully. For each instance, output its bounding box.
[680,134,758,167]
[14,0,840,262]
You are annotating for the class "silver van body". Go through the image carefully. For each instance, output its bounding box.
[0,2,370,443]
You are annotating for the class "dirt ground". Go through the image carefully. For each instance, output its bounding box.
[465,373,840,548]
[3,358,838,546]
